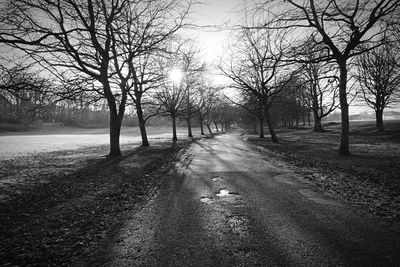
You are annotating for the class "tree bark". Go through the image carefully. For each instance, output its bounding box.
[186,91,193,137]
[172,115,177,141]
[104,82,122,157]
[265,108,278,143]
[313,116,325,132]
[259,104,265,138]
[200,117,205,135]
[136,103,149,146]
[206,123,213,134]
[259,115,265,138]
[338,61,350,155]
[214,121,219,132]
[108,108,122,157]
[376,109,384,131]
[311,83,324,132]
[187,118,193,137]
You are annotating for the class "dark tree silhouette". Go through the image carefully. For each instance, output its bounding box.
[221,26,295,142]
[264,0,400,154]
[355,44,400,131]
[110,0,191,146]
[0,0,193,156]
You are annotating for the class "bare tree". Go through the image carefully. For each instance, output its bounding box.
[153,56,187,141]
[0,0,193,156]
[264,0,400,154]
[300,39,339,131]
[178,44,206,138]
[196,82,221,135]
[0,0,131,156]
[110,0,191,146]
[221,26,295,142]
[355,44,400,131]
[275,77,309,128]
[0,64,53,124]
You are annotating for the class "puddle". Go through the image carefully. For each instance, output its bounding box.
[217,189,230,197]
[211,176,224,182]
[200,196,213,203]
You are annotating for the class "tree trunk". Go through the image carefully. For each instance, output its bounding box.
[104,81,122,157]
[308,110,311,126]
[265,108,278,143]
[186,89,193,137]
[187,118,193,137]
[313,103,324,132]
[338,61,350,155]
[376,109,384,131]
[313,116,325,132]
[136,103,149,146]
[206,123,213,134]
[214,121,219,132]
[259,115,265,138]
[108,108,122,157]
[200,117,205,135]
[172,115,177,141]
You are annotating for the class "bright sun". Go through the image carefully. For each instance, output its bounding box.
[169,68,184,83]
[199,31,226,63]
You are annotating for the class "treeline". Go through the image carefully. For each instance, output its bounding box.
[0,0,240,156]
[1,1,399,157]
[220,0,400,155]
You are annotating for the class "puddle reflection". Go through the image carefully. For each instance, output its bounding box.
[216,189,230,197]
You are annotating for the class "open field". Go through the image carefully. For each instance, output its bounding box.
[246,120,400,221]
[0,126,196,160]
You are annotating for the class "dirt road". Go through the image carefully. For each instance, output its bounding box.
[105,131,400,266]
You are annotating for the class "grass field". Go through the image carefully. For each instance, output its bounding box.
[0,126,198,160]
[247,120,400,221]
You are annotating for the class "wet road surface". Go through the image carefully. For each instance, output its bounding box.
[107,132,400,266]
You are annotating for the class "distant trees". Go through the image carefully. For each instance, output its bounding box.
[355,44,400,131]
[196,82,221,135]
[178,45,206,138]
[0,64,52,125]
[264,0,400,154]
[274,77,309,129]
[299,40,339,132]
[221,25,295,142]
[154,66,186,141]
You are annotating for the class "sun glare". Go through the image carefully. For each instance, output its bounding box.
[199,32,226,63]
[169,68,184,83]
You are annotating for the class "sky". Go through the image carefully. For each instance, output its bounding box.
[181,0,242,88]
[186,1,400,115]
[188,0,241,64]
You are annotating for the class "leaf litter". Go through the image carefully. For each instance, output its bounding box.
[247,121,400,222]
[0,141,191,266]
